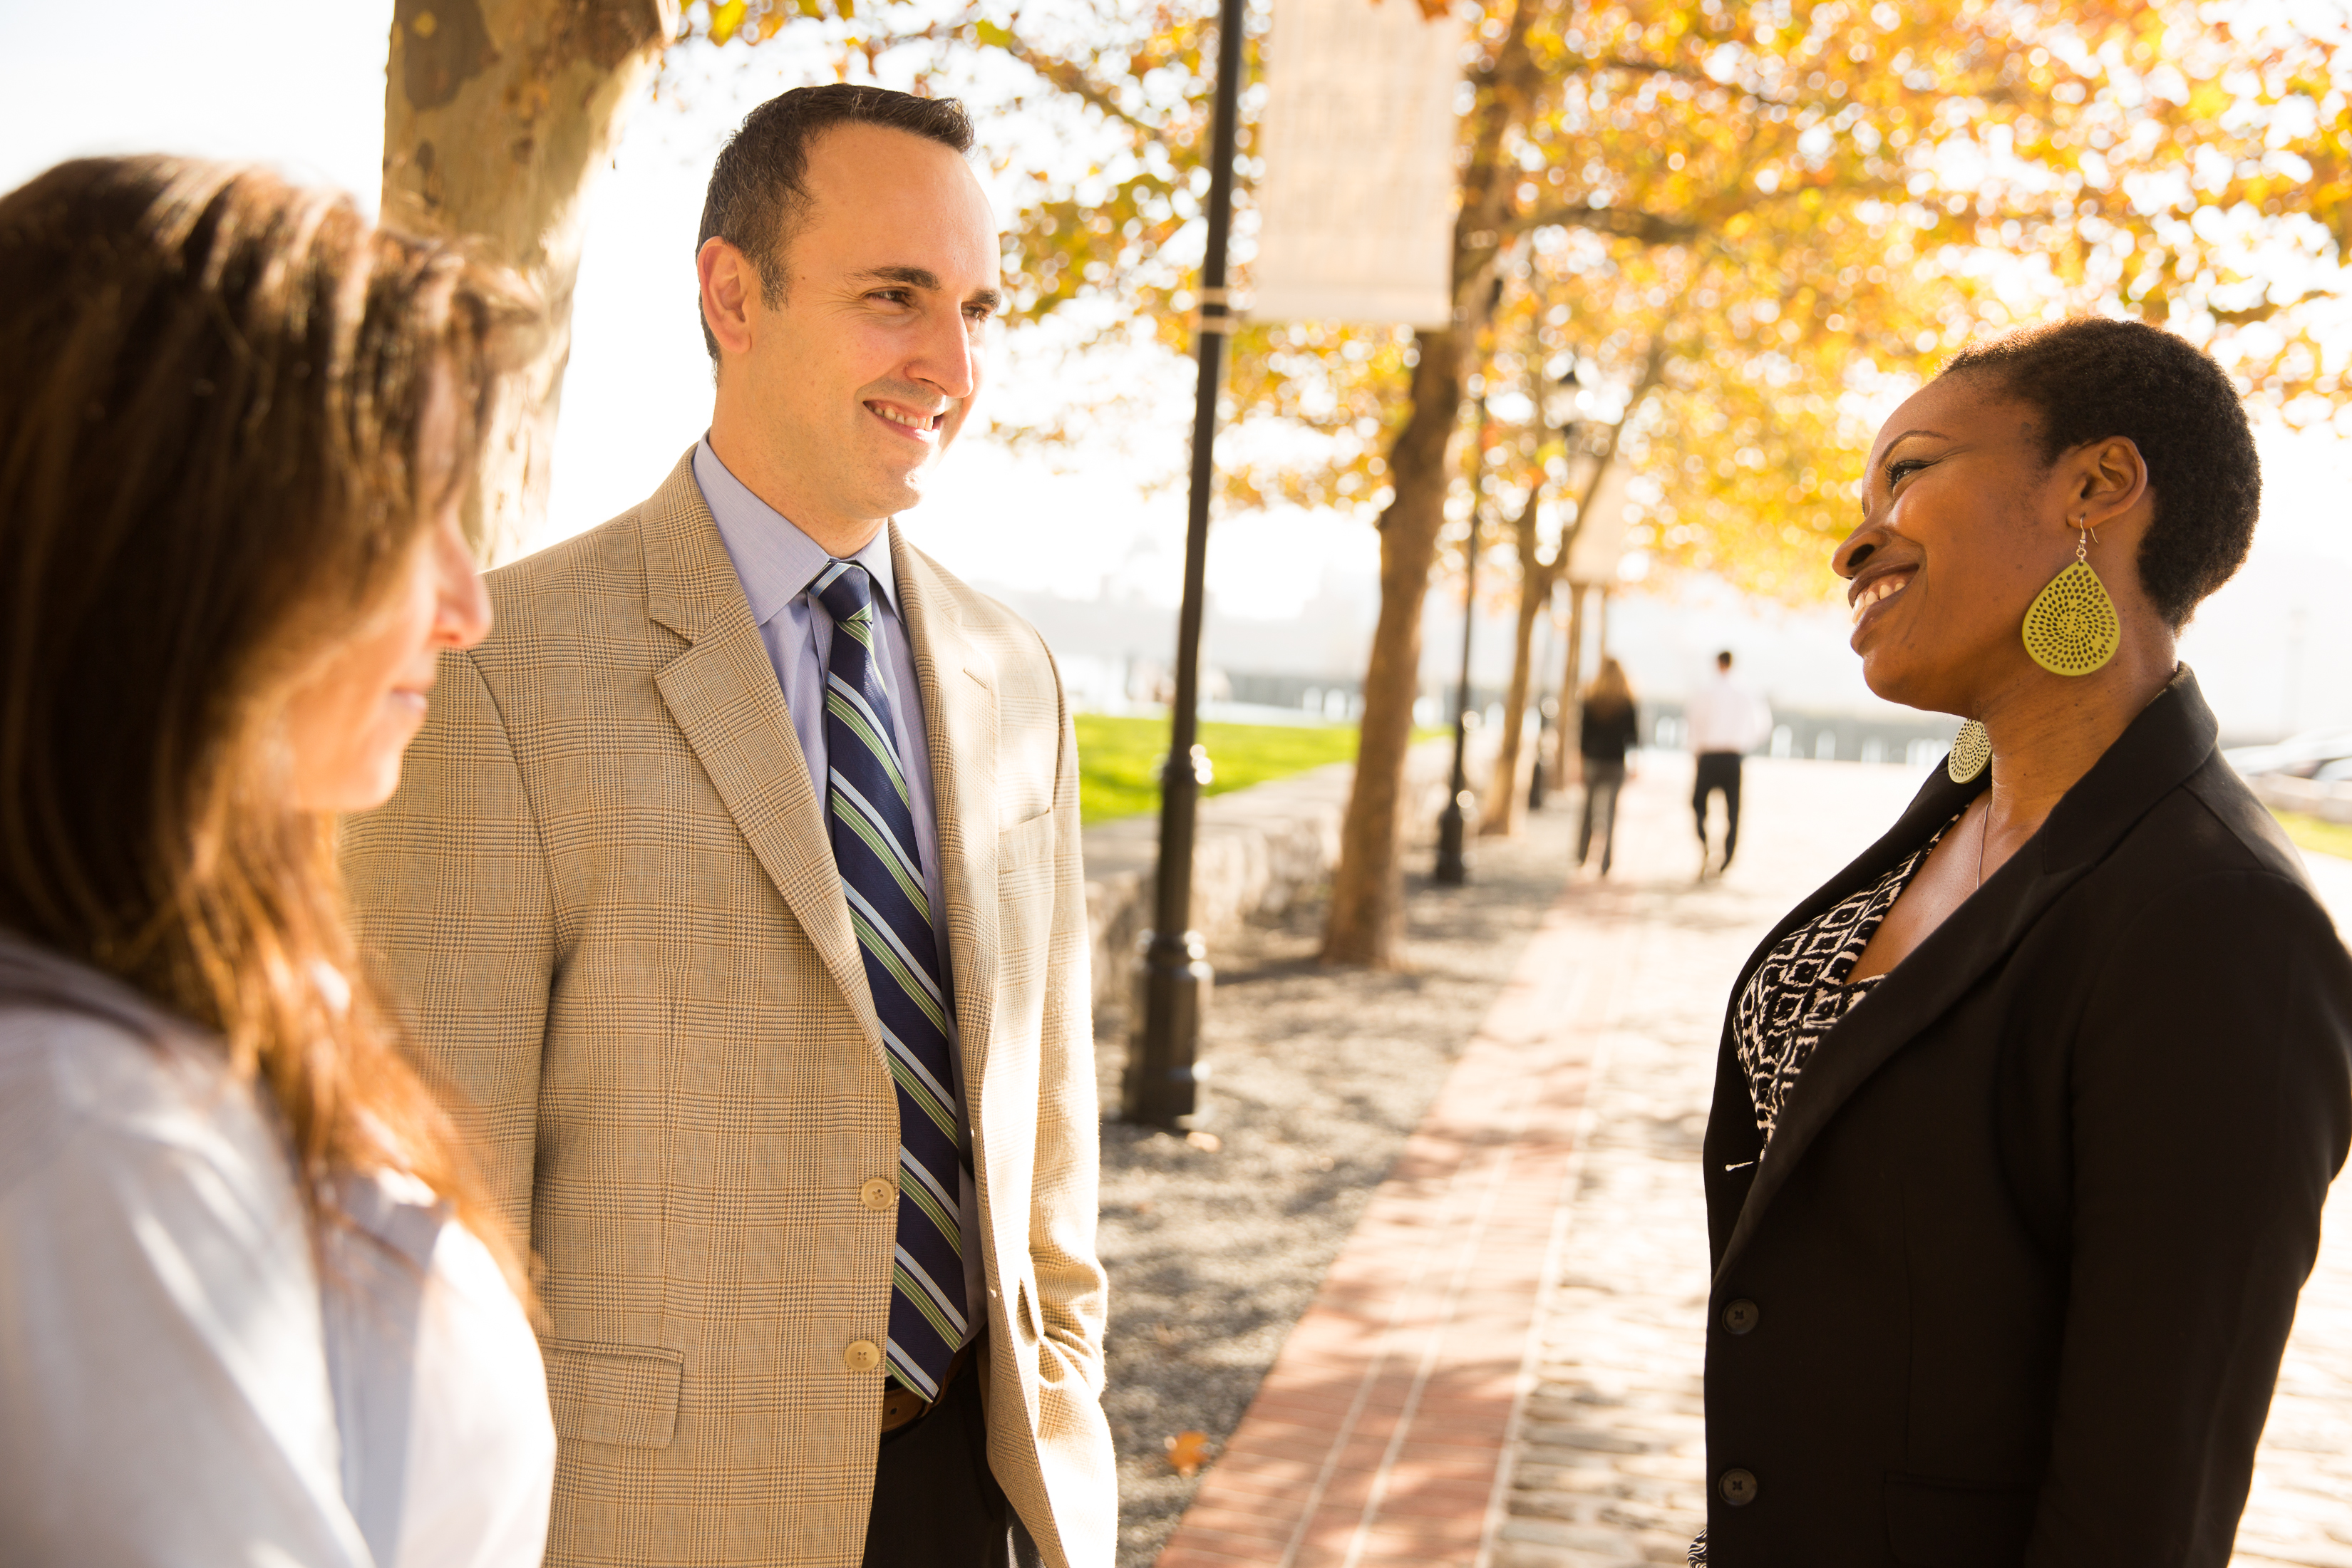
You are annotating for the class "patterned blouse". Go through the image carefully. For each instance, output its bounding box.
[1688,817,1954,1566]
[1733,818,1954,1142]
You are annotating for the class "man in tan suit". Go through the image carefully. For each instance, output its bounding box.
[345,85,1111,1567]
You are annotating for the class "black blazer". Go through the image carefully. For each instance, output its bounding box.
[1579,698,1640,765]
[1700,669,2352,1567]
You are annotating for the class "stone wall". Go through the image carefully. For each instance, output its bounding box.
[1080,733,1500,1009]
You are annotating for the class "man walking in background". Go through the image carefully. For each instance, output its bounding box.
[1686,649,1773,876]
[345,86,1112,1568]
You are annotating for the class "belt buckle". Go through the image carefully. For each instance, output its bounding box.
[877,1337,977,1434]
[879,1384,930,1433]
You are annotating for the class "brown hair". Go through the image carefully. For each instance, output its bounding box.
[1585,657,1636,713]
[696,83,975,359]
[0,156,534,1265]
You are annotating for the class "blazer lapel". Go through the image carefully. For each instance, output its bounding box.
[890,527,1003,1099]
[639,451,882,1047]
[1714,668,2224,1285]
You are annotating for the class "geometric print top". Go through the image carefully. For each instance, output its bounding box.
[1733,818,1955,1143]
[1690,813,1956,1568]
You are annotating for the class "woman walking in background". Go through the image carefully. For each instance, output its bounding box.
[1577,659,1640,876]
[0,158,552,1567]
[1695,316,2352,1564]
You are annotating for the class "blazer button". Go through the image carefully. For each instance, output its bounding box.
[859,1177,897,1211]
[1718,1468,1758,1507]
[1722,1299,1760,1335]
[844,1339,883,1373]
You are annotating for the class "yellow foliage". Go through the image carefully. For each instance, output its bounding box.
[937,0,2352,601]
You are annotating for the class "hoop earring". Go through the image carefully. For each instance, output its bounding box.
[2021,522,2120,676]
[1947,718,1990,783]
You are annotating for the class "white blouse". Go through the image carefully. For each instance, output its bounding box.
[0,938,554,1567]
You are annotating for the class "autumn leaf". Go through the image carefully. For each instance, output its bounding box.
[1165,1430,1214,1477]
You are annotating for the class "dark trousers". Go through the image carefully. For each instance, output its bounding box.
[1578,758,1626,872]
[862,1363,1041,1568]
[1693,751,1744,864]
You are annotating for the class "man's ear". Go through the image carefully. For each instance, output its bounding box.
[698,237,758,361]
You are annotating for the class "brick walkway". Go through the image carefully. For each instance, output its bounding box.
[1153,757,2352,1568]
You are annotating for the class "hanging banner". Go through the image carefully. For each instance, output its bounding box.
[1565,461,1634,586]
[1248,0,1463,329]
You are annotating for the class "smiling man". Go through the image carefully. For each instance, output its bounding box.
[343,87,1112,1568]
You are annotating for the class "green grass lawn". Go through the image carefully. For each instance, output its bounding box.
[2273,809,2352,863]
[1074,714,1364,825]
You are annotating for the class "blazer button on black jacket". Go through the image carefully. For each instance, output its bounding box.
[1700,669,2352,1567]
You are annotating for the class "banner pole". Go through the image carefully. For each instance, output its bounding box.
[1123,0,1247,1130]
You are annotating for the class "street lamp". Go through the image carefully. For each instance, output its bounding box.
[1434,386,1489,887]
[1121,0,1245,1130]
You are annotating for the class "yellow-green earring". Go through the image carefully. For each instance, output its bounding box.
[2022,525,2120,676]
[1947,718,1990,783]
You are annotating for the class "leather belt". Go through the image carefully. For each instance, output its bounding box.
[879,1336,978,1435]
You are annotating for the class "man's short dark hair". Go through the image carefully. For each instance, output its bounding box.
[1716,651,1734,667]
[696,83,974,360]
[1941,317,2259,629]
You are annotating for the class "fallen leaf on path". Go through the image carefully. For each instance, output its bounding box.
[1165,1430,1213,1477]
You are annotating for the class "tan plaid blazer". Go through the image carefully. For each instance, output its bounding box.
[342,453,1113,1568]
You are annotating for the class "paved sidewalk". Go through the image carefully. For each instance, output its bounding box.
[1152,756,2352,1568]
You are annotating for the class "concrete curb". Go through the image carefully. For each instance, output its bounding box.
[1081,734,1500,1009]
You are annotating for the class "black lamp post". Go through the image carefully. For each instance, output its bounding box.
[1528,591,1556,810]
[1433,390,1488,887]
[1121,0,1245,1130]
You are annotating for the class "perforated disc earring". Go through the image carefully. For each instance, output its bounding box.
[2022,524,2120,676]
[1947,719,1990,783]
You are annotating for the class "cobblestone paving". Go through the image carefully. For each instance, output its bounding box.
[1492,757,2352,1568]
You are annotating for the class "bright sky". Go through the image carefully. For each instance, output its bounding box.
[4,0,2348,736]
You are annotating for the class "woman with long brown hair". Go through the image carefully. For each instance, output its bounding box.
[1577,658,1640,876]
[0,158,553,1567]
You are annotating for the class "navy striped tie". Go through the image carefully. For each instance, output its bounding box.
[814,560,969,1400]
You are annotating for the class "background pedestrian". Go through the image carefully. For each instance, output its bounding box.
[1684,651,1773,876]
[1577,659,1641,876]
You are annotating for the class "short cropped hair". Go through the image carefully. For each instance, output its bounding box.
[696,83,974,359]
[1942,317,2259,628]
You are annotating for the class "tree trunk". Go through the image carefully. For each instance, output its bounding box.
[1320,0,1544,968]
[382,0,677,562]
[1480,564,1546,835]
[1554,581,1587,780]
[1320,327,1470,965]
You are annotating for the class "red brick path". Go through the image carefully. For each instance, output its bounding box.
[1155,900,1630,1568]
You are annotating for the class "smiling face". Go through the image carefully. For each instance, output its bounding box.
[1833,373,2125,716]
[278,498,491,813]
[699,122,1001,552]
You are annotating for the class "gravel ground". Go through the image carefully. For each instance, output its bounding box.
[1090,798,1583,1567]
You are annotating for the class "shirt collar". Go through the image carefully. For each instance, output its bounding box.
[693,436,900,626]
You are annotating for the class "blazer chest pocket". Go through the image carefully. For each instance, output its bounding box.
[997,812,1057,878]
[544,1339,683,1449]
[1884,1472,2033,1567]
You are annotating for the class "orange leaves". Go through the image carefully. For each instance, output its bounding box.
[760,0,2351,592]
[1165,1429,1214,1477]
[683,0,854,48]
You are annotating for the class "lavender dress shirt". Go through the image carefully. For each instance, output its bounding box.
[691,438,984,1330]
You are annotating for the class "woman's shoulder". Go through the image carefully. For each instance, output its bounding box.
[2115,755,2329,899]
[2079,756,2350,977]
[0,992,282,1200]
